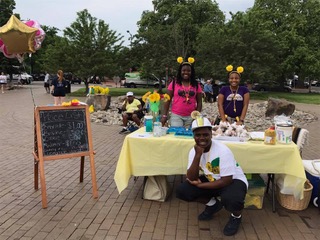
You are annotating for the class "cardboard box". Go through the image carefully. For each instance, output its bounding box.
[244,174,266,209]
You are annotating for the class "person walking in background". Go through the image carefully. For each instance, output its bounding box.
[0,72,7,94]
[51,70,68,105]
[17,74,22,85]
[44,72,50,93]
[218,65,249,125]
[176,117,248,236]
[161,57,202,128]
[113,76,121,88]
[204,79,213,103]
[212,80,219,103]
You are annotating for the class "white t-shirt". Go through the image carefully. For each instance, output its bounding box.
[0,75,7,84]
[44,73,50,83]
[188,140,248,188]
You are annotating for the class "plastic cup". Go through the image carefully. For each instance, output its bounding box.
[196,116,204,126]
[144,116,153,132]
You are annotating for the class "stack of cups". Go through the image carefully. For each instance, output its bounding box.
[153,122,161,137]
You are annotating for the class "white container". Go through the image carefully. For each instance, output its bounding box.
[302,160,320,207]
[160,127,168,136]
[153,122,161,137]
[275,124,293,144]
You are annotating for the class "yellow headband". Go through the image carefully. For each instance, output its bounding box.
[177,57,195,65]
[226,65,244,75]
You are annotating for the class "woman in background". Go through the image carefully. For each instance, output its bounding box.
[51,70,67,105]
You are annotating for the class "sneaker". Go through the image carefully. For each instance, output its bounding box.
[119,127,128,134]
[198,200,223,221]
[223,214,242,236]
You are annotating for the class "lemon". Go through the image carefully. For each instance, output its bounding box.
[191,110,201,119]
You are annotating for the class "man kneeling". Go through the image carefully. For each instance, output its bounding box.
[176,117,248,236]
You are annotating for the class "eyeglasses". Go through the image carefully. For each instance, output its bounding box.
[178,90,195,104]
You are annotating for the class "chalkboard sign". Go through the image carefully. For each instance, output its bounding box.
[34,105,98,209]
[39,108,89,156]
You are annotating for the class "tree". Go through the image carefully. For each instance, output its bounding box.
[0,0,15,25]
[31,26,60,73]
[63,9,123,82]
[248,0,320,85]
[137,0,225,78]
[0,0,17,74]
[196,0,320,85]
[41,35,71,73]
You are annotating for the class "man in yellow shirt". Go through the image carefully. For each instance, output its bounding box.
[119,92,143,133]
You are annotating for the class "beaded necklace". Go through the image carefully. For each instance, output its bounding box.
[182,81,191,104]
[230,86,239,112]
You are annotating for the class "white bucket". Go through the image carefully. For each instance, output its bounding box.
[276,124,293,144]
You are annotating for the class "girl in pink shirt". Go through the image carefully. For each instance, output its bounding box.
[161,58,202,128]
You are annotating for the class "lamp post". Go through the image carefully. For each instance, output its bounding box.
[126,30,133,48]
[126,30,133,72]
[165,66,168,88]
[29,53,32,75]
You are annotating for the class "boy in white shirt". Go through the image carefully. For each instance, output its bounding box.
[176,117,248,236]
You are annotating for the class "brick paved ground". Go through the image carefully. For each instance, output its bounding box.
[0,82,319,240]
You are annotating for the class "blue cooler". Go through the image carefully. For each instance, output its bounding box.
[302,160,320,207]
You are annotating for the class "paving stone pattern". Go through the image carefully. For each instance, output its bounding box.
[0,83,319,240]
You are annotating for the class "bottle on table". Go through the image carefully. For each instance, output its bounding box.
[264,126,276,145]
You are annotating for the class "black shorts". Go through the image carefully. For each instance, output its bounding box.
[44,82,49,87]
[176,177,247,212]
[52,90,66,97]
[127,111,144,119]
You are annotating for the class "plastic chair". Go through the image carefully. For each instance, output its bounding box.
[292,127,309,155]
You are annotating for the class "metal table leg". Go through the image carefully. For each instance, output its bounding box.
[266,173,276,212]
[270,174,276,212]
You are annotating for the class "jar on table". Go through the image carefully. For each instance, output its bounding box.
[264,126,276,145]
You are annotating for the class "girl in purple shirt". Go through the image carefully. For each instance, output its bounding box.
[218,66,250,125]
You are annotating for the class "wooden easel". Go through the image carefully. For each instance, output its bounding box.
[33,105,98,208]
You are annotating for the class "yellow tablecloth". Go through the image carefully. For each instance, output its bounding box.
[114,129,306,199]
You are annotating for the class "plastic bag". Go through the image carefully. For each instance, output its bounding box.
[273,114,293,125]
[143,176,171,202]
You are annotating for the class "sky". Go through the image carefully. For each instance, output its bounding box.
[14,0,254,45]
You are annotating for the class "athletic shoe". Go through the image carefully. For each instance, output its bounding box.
[198,200,223,221]
[119,127,128,134]
[223,214,242,236]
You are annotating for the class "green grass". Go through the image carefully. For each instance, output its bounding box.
[68,87,161,97]
[250,92,320,104]
[68,87,320,105]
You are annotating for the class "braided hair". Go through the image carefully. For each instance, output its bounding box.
[176,63,198,88]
